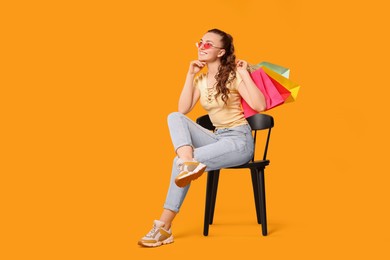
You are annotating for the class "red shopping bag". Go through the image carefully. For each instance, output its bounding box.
[241,67,290,118]
[269,77,291,101]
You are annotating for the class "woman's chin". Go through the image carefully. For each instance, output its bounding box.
[198,55,208,62]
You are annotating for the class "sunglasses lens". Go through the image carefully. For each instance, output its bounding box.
[203,43,211,49]
[196,42,213,49]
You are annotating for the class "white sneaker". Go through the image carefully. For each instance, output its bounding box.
[138,220,174,247]
[175,161,207,188]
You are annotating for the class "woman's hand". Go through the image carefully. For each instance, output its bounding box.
[236,59,266,112]
[188,60,206,75]
[236,59,249,75]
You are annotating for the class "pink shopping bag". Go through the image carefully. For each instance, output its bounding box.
[241,67,290,117]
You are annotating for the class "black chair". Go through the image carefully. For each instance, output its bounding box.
[196,114,274,236]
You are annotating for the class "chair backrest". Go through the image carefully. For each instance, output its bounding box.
[196,114,274,162]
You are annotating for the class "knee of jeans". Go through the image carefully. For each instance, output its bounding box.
[167,111,184,123]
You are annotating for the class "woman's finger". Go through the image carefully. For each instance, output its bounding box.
[196,61,205,67]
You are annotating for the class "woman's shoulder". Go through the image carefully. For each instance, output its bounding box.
[228,70,243,90]
[194,72,207,88]
[196,72,207,81]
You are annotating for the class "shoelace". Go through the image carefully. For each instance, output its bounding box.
[146,224,158,238]
[177,159,196,171]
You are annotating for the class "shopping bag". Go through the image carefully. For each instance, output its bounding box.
[242,67,287,118]
[269,77,291,101]
[249,61,290,78]
[249,61,292,101]
[262,66,300,103]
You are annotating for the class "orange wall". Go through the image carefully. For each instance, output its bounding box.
[1,0,389,259]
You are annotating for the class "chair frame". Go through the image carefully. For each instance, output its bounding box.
[196,113,274,236]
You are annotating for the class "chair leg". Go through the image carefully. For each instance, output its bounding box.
[209,170,220,224]
[203,171,214,236]
[251,169,261,224]
[258,169,268,236]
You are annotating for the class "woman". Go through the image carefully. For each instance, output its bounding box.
[138,28,266,247]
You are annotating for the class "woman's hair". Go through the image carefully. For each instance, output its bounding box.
[208,28,236,105]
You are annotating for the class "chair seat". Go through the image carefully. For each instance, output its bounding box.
[228,160,270,169]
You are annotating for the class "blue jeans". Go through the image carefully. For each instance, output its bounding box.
[163,112,254,212]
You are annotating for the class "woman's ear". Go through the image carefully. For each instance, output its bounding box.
[217,49,226,57]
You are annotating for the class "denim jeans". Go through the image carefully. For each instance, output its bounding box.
[163,112,254,212]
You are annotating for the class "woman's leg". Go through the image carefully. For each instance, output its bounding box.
[164,113,254,209]
[194,124,254,170]
[176,146,193,162]
[158,124,254,230]
[160,113,220,224]
[159,209,176,230]
[167,112,218,160]
[139,116,253,246]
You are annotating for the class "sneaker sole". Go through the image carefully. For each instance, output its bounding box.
[175,164,206,188]
[138,235,174,247]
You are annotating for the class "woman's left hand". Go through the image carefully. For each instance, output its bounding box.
[236,59,249,74]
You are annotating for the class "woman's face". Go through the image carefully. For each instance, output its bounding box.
[197,32,226,62]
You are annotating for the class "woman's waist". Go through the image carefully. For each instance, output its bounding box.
[215,123,252,134]
[210,115,248,129]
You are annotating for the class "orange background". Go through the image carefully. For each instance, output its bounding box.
[1,0,390,259]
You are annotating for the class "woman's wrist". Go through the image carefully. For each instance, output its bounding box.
[237,69,251,79]
[187,72,196,77]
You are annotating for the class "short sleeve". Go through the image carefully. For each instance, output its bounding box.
[229,71,243,91]
[193,75,200,90]
[193,73,206,91]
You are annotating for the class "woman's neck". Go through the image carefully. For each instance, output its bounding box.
[206,60,220,76]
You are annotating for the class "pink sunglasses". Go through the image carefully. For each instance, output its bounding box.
[195,41,223,49]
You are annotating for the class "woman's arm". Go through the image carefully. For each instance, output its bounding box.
[236,60,266,112]
[178,60,205,114]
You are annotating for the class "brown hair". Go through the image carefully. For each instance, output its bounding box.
[207,28,236,105]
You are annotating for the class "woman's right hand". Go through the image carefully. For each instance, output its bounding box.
[188,60,206,75]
